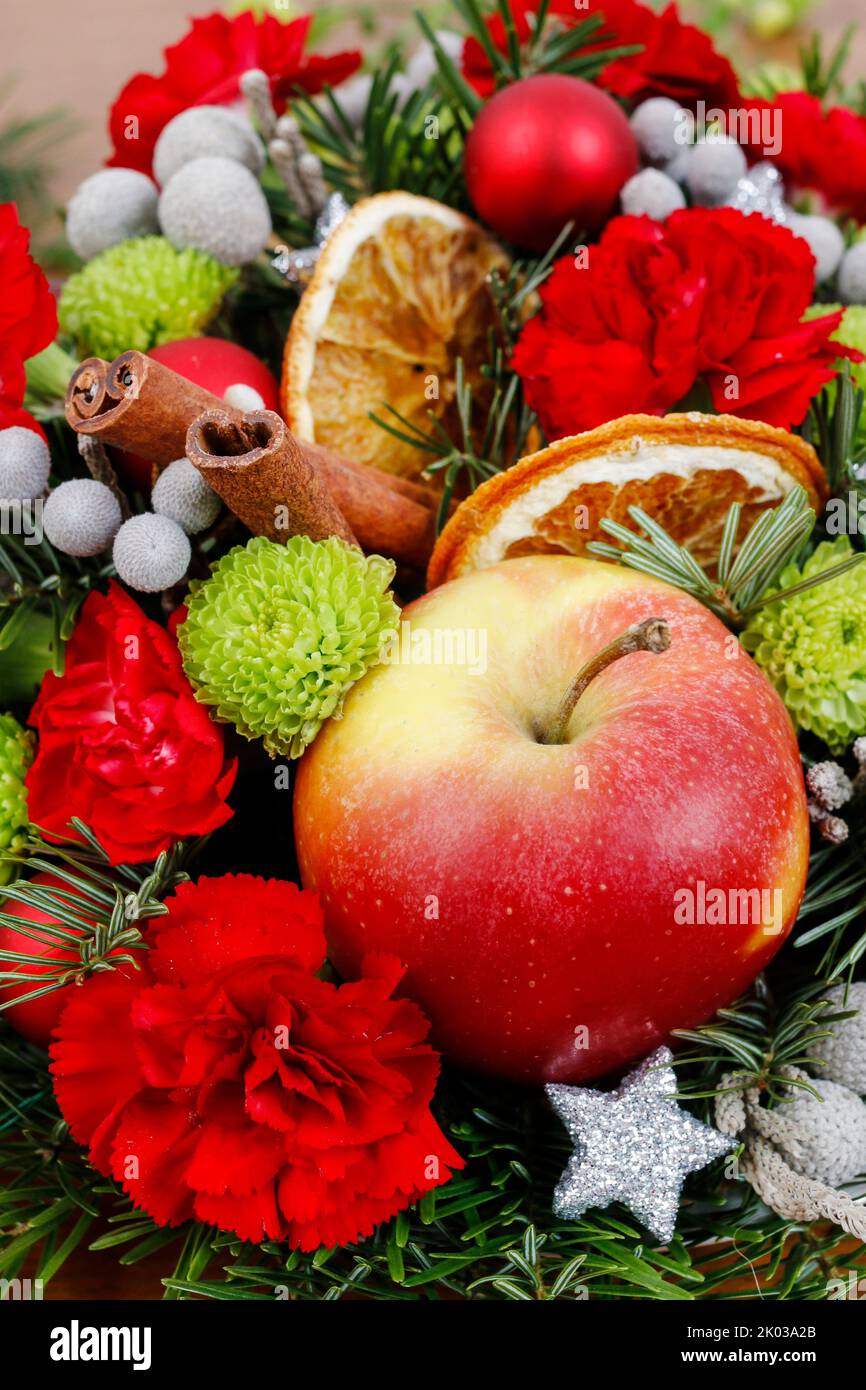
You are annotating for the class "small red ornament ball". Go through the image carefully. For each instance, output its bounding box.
[0,873,98,1046]
[464,74,639,252]
[148,338,280,412]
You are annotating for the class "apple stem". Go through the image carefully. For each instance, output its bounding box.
[540,617,672,745]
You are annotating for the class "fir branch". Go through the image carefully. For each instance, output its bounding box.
[0,530,112,678]
[801,370,866,497]
[0,831,196,1015]
[587,488,864,629]
[291,62,466,207]
[419,0,642,122]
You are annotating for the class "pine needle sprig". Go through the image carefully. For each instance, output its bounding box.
[587,487,865,629]
[801,370,866,497]
[0,530,111,677]
[369,225,574,531]
[0,827,195,1015]
[291,61,466,207]
[417,0,643,124]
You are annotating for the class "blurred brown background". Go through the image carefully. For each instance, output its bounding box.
[5,0,866,222]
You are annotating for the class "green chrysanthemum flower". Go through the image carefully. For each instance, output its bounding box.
[742,537,866,752]
[179,535,400,758]
[58,236,238,359]
[0,712,33,888]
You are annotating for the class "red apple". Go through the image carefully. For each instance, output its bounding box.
[294,557,809,1084]
[115,338,280,492]
[0,871,112,1046]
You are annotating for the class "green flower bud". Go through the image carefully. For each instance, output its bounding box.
[178,535,401,758]
[742,537,866,752]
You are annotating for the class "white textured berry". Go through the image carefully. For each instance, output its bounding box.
[113,513,191,592]
[771,1079,866,1186]
[66,168,159,261]
[664,149,692,185]
[153,106,265,188]
[838,242,866,305]
[630,98,692,165]
[158,157,272,267]
[0,426,51,502]
[686,137,748,206]
[152,458,221,535]
[810,982,866,1095]
[788,213,845,283]
[42,479,122,557]
[620,168,686,221]
[222,382,265,412]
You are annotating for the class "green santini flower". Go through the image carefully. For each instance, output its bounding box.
[742,537,866,752]
[0,712,33,887]
[58,236,238,359]
[179,535,400,758]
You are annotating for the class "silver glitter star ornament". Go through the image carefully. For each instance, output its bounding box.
[727,161,788,224]
[546,1046,733,1244]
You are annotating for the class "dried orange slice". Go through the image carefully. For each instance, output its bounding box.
[282,192,509,480]
[427,413,827,588]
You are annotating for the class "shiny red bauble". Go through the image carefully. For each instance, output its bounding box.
[464,74,639,252]
[0,873,99,1046]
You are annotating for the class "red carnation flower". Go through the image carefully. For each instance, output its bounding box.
[0,204,57,409]
[26,582,235,863]
[108,10,361,176]
[0,402,48,441]
[743,92,866,224]
[51,875,462,1249]
[512,208,852,437]
[462,0,740,110]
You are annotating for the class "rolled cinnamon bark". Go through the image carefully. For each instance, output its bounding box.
[186,409,357,546]
[301,440,439,512]
[65,351,244,467]
[187,409,438,568]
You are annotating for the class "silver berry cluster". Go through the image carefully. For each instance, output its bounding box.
[623,97,857,293]
[65,96,274,268]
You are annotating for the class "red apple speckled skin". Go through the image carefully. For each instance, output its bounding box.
[294,557,809,1084]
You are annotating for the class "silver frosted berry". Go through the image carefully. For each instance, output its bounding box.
[620,168,686,221]
[788,213,845,284]
[771,1079,866,1187]
[66,168,159,261]
[0,426,51,501]
[838,242,866,305]
[686,137,748,206]
[811,982,866,1095]
[151,458,221,535]
[153,106,265,188]
[42,479,122,557]
[158,156,272,267]
[112,513,191,592]
[630,97,692,165]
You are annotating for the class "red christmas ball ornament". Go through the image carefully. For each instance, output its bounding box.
[0,873,101,1046]
[464,74,639,252]
[114,338,280,492]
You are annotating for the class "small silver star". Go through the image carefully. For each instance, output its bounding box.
[545,1046,733,1244]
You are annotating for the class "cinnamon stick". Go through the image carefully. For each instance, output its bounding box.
[186,409,356,546]
[65,352,441,514]
[186,408,438,569]
[65,351,245,467]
